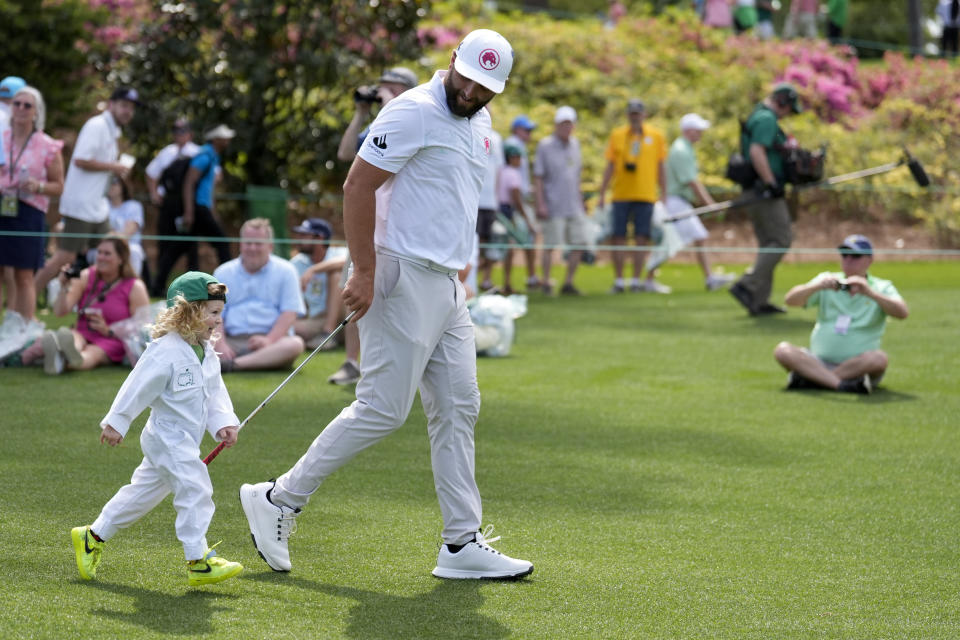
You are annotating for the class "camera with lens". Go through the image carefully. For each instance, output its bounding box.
[624,162,637,172]
[353,85,382,105]
[836,281,850,291]
[64,255,89,279]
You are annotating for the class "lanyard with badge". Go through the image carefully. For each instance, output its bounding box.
[2,129,34,217]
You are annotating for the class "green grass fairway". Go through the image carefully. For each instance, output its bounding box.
[1,260,958,639]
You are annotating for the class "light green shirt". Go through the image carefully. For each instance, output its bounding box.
[806,271,902,362]
[666,137,698,204]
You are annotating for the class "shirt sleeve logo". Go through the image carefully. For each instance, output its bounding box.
[484,137,491,154]
[372,135,388,150]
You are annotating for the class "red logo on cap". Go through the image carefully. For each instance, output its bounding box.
[479,49,500,70]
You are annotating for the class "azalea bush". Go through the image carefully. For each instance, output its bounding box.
[421,3,960,243]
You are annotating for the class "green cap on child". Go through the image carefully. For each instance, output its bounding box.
[166,272,226,308]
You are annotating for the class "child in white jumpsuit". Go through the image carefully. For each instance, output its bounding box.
[71,271,243,587]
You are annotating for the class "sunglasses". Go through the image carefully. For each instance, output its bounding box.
[12,100,34,110]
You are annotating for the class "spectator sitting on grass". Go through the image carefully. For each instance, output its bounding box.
[22,234,150,375]
[213,218,305,372]
[289,218,348,350]
[773,235,909,394]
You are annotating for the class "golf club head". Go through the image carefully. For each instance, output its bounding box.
[903,149,931,187]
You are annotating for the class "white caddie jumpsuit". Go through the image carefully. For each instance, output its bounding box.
[92,333,238,560]
[272,70,491,545]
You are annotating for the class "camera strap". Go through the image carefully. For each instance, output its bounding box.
[77,272,120,316]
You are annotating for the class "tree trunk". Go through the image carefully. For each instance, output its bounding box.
[907,0,923,56]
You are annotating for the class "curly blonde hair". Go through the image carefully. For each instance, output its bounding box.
[151,283,228,345]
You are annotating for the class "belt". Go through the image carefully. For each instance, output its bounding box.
[376,247,459,277]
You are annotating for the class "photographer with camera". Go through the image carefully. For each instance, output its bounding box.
[597,99,669,294]
[728,83,802,316]
[772,235,909,394]
[336,67,418,164]
[22,234,149,374]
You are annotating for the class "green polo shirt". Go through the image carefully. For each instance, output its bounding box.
[741,104,787,183]
[666,136,698,203]
[806,272,902,362]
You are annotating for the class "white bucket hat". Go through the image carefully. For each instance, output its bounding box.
[453,29,514,94]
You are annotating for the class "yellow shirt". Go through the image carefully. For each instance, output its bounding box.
[604,124,667,202]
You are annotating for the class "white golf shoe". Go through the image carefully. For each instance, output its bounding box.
[239,481,300,572]
[432,527,533,580]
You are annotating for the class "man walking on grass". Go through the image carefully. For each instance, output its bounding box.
[239,29,533,580]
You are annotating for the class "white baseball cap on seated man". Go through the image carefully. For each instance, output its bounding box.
[452,28,514,94]
[554,105,577,124]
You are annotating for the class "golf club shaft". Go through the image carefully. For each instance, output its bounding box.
[665,161,907,223]
[202,309,358,465]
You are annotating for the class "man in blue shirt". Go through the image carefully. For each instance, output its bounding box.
[182,124,234,267]
[213,218,306,371]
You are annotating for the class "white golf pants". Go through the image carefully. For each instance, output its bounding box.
[273,251,482,545]
[92,441,214,561]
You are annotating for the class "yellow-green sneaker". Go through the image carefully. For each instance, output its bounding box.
[71,526,103,580]
[187,547,243,587]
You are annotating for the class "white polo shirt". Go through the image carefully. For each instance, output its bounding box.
[358,70,492,270]
[60,110,120,223]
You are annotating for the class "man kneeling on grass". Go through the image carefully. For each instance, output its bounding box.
[773,234,909,394]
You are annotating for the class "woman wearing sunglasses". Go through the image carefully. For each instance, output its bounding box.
[0,86,65,356]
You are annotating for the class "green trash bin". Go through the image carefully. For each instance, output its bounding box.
[246,185,289,257]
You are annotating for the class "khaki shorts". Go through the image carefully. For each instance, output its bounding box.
[294,314,330,340]
[224,334,255,357]
[543,215,588,248]
[799,347,886,385]
[60,217,110,253]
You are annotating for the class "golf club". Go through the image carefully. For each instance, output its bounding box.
[203,309,358,465]
[665,148,930,223]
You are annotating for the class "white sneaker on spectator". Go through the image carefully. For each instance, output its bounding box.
[239,481,300,572]
[0,310,25,339]
[23,319,44,341]
[0,316,39,361]
[41,330,64,375]
[643,279,672,294]
[328,360,361,385]
[705,273,736,291]
[56,327,84,368]
[432,527,533,580]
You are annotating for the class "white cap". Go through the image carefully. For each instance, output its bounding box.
[453,29,513,94]
[554,105,577,124]
[679,113,710,131]
[205,124,236,140]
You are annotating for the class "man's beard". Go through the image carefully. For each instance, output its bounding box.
[443,74,491,119]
